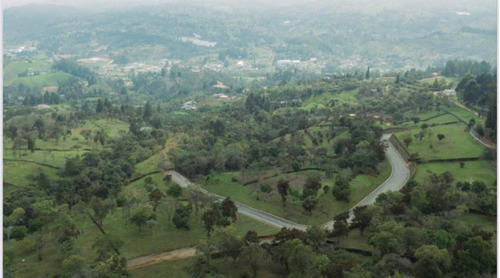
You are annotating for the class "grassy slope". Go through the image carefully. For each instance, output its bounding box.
[3,60,51,86]
[3,161,59,187]
[445,104,482,124]
[3,60,75,88]
[414,160,496,185]
[395,124,484,159]
[134,137,178,176]
[424,114,459,125]
[3,119,130,189]
[14,72,75,88]
[202,160,391,225]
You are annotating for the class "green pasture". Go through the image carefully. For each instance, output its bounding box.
[202,160,391,225]
[419,76,458,86]
[424,114,459,125]
[3,60,52,86]
[4,148,87,168]
[13,72,75,88]
[3,160,59,189]
[75,119,129,138]
[395,124,485,160]
[414,160,496,186]
[444,104,482,124]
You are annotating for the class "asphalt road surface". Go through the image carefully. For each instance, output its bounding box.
[166,170,308,230]
[166,133,410,231]
[322,134,410,229]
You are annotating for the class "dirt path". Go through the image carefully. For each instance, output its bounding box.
[127,247,196,270]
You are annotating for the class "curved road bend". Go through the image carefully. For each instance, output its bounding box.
[166,133,410,232]
[470,128,496,149]
[166,170,309,230]
[322,134,410,229]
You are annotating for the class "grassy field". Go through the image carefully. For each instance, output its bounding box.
[75,119,129,138]
[3,59,75,88]
[13,72,75,88]
[3,118,129,151]
[444,104,482,124]
[202,160,391,225]
[3,160,59,187]
[3,60,52,86]
[414,160,496,185]
[395,124,485,160]
[424,114,459,125]
[2,118,129,198]
[4,148,87,168]
[379,110,453,129]
[419,77,458,86]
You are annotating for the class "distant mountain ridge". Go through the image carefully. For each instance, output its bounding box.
[4,4,85,43]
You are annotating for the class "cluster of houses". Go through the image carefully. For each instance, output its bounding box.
[4,45,37,57]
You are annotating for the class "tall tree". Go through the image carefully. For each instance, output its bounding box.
[302,196,318,214]
[202,209,219,237]
[130,204,155,231]
[149,188,164,212]
[332,176,351,202]
[352,205,373,235]
[220,198,238,222]
[143,101,153,119]
[27,137,36,153]
[277,179,290,211]
[172,205,191,230]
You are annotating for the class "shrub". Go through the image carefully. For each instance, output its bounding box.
[260,183,273,193]
[11,226,28,240]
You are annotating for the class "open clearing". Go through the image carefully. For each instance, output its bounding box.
[395,123,485,160]
[202,160,391,225]
[414,160,496,185]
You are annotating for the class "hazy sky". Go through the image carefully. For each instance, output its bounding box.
[2,0,315,9]
[2,0,497,13]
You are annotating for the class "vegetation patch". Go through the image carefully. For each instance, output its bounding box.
[395,123,485,160]
[414,160,496,186]
[202,160,390,225]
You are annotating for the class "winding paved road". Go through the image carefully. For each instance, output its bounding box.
[167,171,309,230]
[322,134,410,229]
[166,133,410,231]
[127,133,411,270]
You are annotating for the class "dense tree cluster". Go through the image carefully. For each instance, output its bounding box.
[442,60,492,77]
[189,171,495,278]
